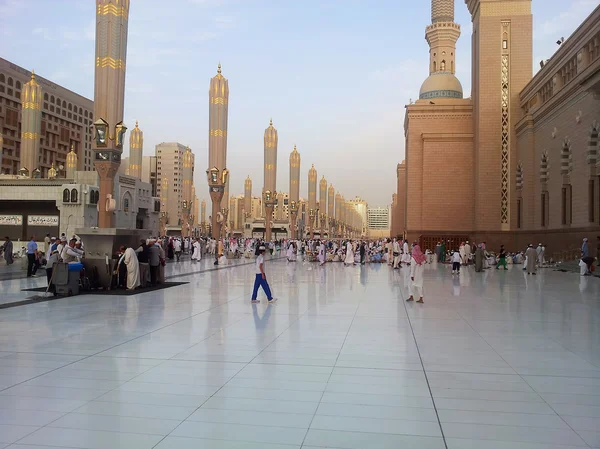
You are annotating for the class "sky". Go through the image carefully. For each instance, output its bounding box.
[1,0,598,207]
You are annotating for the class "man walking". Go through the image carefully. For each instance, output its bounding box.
[496,245,508,270]
[26,235,39,277]
[174,238,182,261]
[251,246,277,303]
[525,244,537,275]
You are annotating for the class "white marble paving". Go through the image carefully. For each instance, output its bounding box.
[0,258,599,448]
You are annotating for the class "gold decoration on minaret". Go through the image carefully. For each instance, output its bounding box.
[19,70,43,176]
[289,145,300,202]
[264,118,278,189]
[128,120,143,178]
[66,145,78,178]
[319,175,327,212]
[201,199,206,225]
[244,175,252,217]
[182,146,194,229]
[48,163,57,180]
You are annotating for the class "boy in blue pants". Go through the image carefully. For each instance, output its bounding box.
[251,246,277,303]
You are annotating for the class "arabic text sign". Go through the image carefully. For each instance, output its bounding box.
[27,215,59,226]
[0,215,23,226]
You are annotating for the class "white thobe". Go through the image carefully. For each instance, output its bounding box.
[402,242,410,263]
[393,241,401,268]
[192,242,201,260]
[344,242,354,265]
[124,247,140,290]
[319,244,326,264]
[410,257,424,299]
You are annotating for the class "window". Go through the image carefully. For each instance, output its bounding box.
[562,185,572,225]
[590,179,596,223]
[70,188,78,203]
[63,189,70,203]
[123,198,129,212]
[541,191,549,227]
[517,199,522,229]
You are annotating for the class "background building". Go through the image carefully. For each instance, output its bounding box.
[155,142,190,229]
[348,196,368,236]
[367,206,391,238]
[0,58,94,176]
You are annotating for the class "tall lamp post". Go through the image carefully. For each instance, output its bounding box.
[290,200,298,240]
[263,190,276,242]
[207,167,229,239]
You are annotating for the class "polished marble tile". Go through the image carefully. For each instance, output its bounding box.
[0,259,599,449]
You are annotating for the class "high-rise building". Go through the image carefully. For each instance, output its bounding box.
[348,196,368,235]
[367,207,391,230]
[0,58,94,176]
[156,142,188,227]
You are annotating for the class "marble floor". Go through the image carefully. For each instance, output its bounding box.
[0,258,599,449]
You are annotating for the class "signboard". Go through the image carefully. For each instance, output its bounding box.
[27,215,59,226]
[0,215,23,226]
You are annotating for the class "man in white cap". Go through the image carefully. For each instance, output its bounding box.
[536,243,544,266]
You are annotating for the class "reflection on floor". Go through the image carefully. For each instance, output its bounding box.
[0,259,599,449]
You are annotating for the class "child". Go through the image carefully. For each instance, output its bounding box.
[251,246,277,303]
[452,249,461,274]
[496,245,508,270]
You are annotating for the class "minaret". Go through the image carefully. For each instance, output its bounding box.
[201,199,206,233]
[128,120,143,179]
[93,0,130,228]
[208,63,229,239]
[20,71,42,177]
[263,118,278,242]
[221,175,229,237]
[319,175,327,237]
[244,175,252,222]
[466,0,532,231]
[160,177,169,235]
[335,192,341,237]
[328,184,334,236]
[308,164,317,238]
[276,192,284,221]
[289,145,300,239]
[182,146,194,237]
[66,145,78,179]
[418,0,463,100]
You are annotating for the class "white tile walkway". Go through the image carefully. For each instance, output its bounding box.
[0,258,599,448]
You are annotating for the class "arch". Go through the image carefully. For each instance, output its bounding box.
[587,121,599,165]
[440,60,446,71]
[0,74,5,83]
[44,93,48,101]
[62,188,70,203]
[561,137,573,175]
[516,163,524,190]
[70,188,78,203]
[433,61,437,72]
[540,151,550,185]
[68,103,72,111]
[94,190,100,204]
[15,81,21,90]
[7,77,13,86]
[451,61,454,73]
[78,107,82,115]
[84,110,88,118]
[122,191,132,212]
[62,100,66,108]
[50,95,55,103]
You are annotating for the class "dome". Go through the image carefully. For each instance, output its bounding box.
[419,72,463,100]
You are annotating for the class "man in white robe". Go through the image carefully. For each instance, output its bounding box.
[536,243,544,266]
[192,239,202,261]
[464,241,472,264]
[393,239,401,269]
[123,247,140,290]
[402,240,410,265]
[344,241,355,266]
[318,241,326,266]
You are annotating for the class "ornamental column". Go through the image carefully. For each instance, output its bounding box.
[244,175,252,223]
[289,145,300,239]
[182,146,194,238]
[20,71,42,177]
[200,199,206,235]
[327,184,334,237]
[128,121,143,179]
[263,119,278,242]
[160,177,168,235]
[319,175,327,238]
[66,145,78,179]
[93,0,130,228]
[308,164,317,239]
[335,192,341,238]
[207,63,229,240]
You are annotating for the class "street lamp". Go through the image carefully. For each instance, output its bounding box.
[93,118,127,149]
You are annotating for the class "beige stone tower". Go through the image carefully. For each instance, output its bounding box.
[201,199,206,232]
[263,119,278,241]
[128,121,143,179]
[66,145,78,179]
[396,161,406,237]
[328,184,334,236]
[466,0,532,231]
[221,176,229,237]
[93,0,130,228]
[319,175,327,237]
[289,145,300,238]
[244,175,252,220]
[182,146,194,237]
[207,63,229,239]
[335,191,341,237]
[20,71,42,177]
[308,164,317,238]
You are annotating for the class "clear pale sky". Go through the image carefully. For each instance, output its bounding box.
[1,0,597,207]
